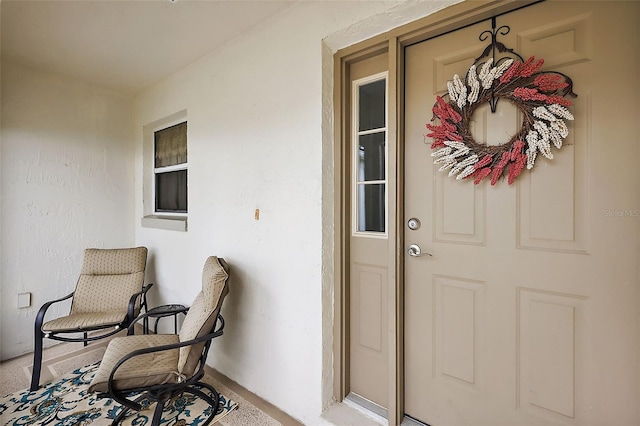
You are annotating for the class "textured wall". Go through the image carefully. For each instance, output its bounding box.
[133,1,459,424]
[0,0,460,420]
[0,61,135,359]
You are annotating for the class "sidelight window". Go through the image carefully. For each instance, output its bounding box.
[353,74,388,236]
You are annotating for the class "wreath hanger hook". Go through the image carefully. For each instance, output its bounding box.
[474,17,523,112]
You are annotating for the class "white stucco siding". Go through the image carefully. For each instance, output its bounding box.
[134,3,395,423]
[134,1,463,423]
[0,0,462,421]
[0,62,135,359]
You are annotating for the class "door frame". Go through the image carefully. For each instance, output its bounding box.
[332,1,541,424]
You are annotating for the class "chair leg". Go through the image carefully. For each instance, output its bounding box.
[83,331,88,347]
[111,405,130,426]
[151,399,166,426]
[30,329,44,391]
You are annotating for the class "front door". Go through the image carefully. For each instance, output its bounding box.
[404,1,639,425]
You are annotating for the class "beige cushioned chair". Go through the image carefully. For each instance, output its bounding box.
[30,247,151,391]
[88,256,230,426]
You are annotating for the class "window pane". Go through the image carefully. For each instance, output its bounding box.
[156,170,187,213]
[359,79,385,131]
[358,132,385,182]
[155,122,187,168]
[357,183,386,232]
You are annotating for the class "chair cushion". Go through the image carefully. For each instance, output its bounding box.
[71,273,144,314]
[201,257,229,311]
[88,334,180,393]
[81,247,147,275]
[42,311,127,332]
[177,256,229,375]
[70,247,147,315]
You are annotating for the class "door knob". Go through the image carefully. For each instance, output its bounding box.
[407,244,432,257]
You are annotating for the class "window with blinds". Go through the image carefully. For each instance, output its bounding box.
[154,121,187,214]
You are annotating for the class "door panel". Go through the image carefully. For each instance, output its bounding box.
[349,53,389,408]
[404,1,639,425]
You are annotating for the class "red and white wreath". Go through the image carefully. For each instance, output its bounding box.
[427,56,575,185]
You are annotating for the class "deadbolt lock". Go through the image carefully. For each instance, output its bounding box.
[407,218,421,230]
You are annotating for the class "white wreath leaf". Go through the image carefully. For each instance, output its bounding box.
[493,59,514,80]
[438,158,457,171]
[478,59,493,81]
[548,128,563,149]
[533,106,556,122]
[447,81,458,103]
[453,75,467,109]
[526,146,538,170]
[431,147,452,157]
[457,164,477,180]
[547,104,574,120]
[550,119,569,138]
[525,130,539,169]
[467,65,480,104]
[444,140,466,150]
[481,68,498,89]
[449,154,479,176]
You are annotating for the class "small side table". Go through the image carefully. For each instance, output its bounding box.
[143,304,188,334]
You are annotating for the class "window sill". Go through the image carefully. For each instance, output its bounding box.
[141,215,187,232]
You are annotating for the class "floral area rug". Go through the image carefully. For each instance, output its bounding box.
[0,362,238,425]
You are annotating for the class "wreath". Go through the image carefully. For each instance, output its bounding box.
[427,55,576,185]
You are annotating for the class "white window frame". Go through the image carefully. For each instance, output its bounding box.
[141,110,188,232]
[351,72,389,239]
[153,120,188,217]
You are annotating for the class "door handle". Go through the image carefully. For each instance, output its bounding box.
[407,244,432,257]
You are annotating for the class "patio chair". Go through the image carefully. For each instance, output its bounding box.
[30,247,152,391]
[88,256,230,426]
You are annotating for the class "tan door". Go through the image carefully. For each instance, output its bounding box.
[404,1,639,425]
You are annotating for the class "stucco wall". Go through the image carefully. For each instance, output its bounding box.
[0,0,460,422]
[0,61,135,359]
[133,1,458,423]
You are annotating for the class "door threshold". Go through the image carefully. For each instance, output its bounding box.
[401,414,430,426]
[343,392,387,424]
[321,400,385,426]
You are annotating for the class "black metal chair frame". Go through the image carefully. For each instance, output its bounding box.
[30,283,154,392]
[100,308,225,426]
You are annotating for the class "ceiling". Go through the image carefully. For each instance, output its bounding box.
[1,0,294,94]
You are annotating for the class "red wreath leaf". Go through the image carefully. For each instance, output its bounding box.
[433,96,462,123]
[510,140,525,161]
[533,74,569,92]
[519,56,544,77]
[499,61,521,84]
[426,123,463,145]
[507,154,527,184]
[473,167,492,184]
[544,95,573,107]
[513,87,548,102]
[489,152,512,185]
[490,168,504,185]
[475,154,493,170]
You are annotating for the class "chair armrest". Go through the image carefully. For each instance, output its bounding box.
[34,292,75,333]
[108,314,225,394]
[126,283,154,325]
